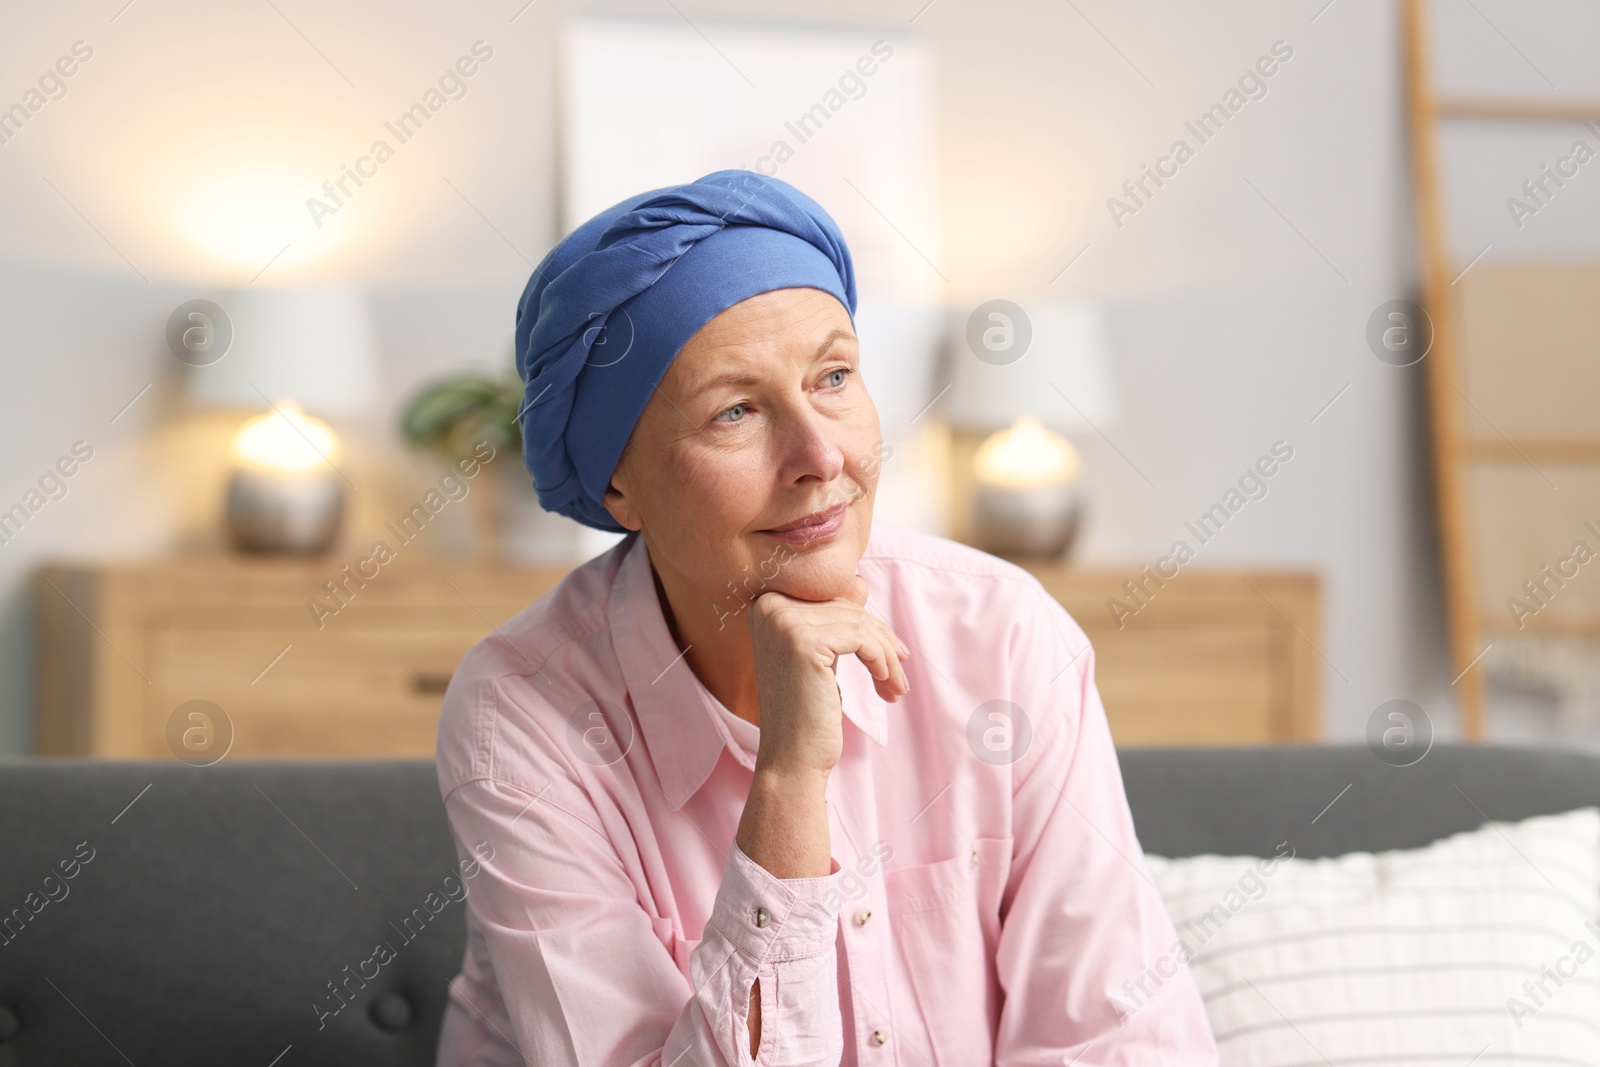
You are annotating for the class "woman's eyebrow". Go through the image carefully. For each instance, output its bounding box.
[811,328,856,360]
[688,330,857,395]
[695,370,763,391]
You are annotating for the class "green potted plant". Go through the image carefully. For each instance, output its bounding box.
[399,369,525,563]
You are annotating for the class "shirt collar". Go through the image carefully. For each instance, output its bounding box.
[608,531,889,810]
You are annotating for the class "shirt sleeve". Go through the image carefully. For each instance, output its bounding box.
[442,771,850,1067]
[991,583,1220,1065]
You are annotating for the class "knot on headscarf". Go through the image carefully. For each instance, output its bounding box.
[513,169,857,533]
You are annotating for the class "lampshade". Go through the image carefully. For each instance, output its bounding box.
[185,287,380,415]
[852,300,945,436]
[941,300,1118,434]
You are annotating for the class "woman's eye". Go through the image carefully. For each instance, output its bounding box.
[713,371,849,424]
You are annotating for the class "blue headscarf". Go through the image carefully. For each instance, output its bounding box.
[513,169,858,532]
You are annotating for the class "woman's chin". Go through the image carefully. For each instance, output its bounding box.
[765,544,863,602]
[743,508,871,602]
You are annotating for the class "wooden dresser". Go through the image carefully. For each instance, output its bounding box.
[35,556,1320,758]
[1027,566,1320,745]
[35,558,566,761]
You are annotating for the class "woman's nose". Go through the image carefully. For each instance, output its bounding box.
[779,404,845,484]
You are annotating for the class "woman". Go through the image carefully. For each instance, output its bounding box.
[434,170,1218,1066]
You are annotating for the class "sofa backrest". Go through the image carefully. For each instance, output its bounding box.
[1119,743,1600,858]
[0,759,461,1066]
[3,744,1599,1064]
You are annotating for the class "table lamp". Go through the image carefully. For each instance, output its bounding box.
[942,300,1117,559]
[185,287,379,554]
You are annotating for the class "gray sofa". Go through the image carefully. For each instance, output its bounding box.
[3,744,1598,1065]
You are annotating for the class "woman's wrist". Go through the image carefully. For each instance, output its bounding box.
[738,764,833,879]
[750,759,832,798]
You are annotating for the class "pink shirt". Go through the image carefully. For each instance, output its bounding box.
[434,523,1218,1066]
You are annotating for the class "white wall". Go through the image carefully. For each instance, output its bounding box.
[1,0,1590,753]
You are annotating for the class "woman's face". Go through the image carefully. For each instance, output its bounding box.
[603,286,884,618]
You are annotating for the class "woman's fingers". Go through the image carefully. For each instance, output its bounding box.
[887,633,910,697]
[838,575,902,694]
[853,619,909,703]
[853,618,893,683]
[883,634,909,701]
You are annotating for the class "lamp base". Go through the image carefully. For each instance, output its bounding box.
[225,468,344,554]
[970,482,1082,560]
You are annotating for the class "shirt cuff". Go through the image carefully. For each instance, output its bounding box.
[709,833,847,963]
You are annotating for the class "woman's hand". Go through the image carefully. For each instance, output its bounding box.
[745,574,910,781]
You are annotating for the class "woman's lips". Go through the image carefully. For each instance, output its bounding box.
[761,502,848,545]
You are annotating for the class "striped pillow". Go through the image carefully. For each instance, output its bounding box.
[1143,807,1600,1065]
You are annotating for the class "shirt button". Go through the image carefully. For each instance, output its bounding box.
[970,848,979,869]
[754,907,771,928]
[870,1028,888,1046]
[853,907,872,926]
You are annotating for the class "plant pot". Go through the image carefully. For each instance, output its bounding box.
[467,454,582,565]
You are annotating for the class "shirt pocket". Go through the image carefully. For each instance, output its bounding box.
[884,835,1012,1066]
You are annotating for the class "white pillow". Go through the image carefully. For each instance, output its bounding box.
[1143,807,1600,1066]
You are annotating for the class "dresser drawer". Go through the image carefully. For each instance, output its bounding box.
[36,559,569,758]
[147,624,485,759]
[1079,622,1278,744]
